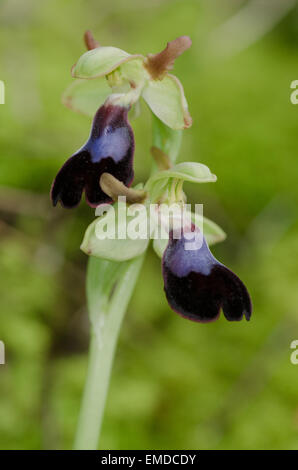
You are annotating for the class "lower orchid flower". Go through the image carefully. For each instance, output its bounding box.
[51,100,134,208]
[162,224,252,323]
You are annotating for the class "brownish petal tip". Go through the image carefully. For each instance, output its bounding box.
[184,111,193,128]
[84,30,100,50]
[145,36,192,80]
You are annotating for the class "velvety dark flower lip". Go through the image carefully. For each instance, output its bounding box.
[51,103,134,208]
[162,224,252,323]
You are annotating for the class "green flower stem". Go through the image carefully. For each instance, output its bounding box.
[73,255,144,449]
[151,114,182,165]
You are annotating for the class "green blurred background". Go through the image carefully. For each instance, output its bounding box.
[1,0,298,450]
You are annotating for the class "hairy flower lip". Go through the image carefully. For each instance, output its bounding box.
[163,264,252,323]
[51,103,135,209]
[171,307,221,324]
[162,225,252,323]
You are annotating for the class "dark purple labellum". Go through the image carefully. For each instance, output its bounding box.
[51,104,134,208]
[162,225,252,323]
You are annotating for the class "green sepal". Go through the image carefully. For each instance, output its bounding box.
[142,74,192,130]
[81,201,149,261]
[62,77,111,116]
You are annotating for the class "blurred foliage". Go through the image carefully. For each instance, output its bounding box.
[0,0,298,450]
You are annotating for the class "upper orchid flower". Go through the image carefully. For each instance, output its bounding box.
[162,224,252,323]
[51,99,134,208]
[63,31,192,130]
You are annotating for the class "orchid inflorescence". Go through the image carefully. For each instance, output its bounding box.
[51,31,252,323]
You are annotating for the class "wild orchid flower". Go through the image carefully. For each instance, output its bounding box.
[51,100,134,208]
[52,31,252,450]
[162,224,252,323]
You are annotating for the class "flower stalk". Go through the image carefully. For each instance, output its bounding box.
[73,255,144,449]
